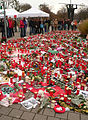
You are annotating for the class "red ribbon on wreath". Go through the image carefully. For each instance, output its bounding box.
[54,105,66,113]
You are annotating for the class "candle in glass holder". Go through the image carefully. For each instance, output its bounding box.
[27,71,30,76]
[68,88,72,95]
[23,86,26,93]
[65,85,68,92]
[10,77,13,83]
[19,94,23,101]
[14,74,18,78]
[72,83,75,89]
[18,54,19,58]
[65,87,69,95]
[83,79,87,84]
[31,80,34,86]
[7,70,9,74]
[8,97,12,105]
[73,81,75,87]
[19,59,21,64]
[66,97,71,105]
[64,95,67,102]
[60,69,63,74]
[44,76,47,83]
[55,73,57,77]
[60,94,64,98]
[19,76,21,81]
[65,80,68,84]
[22,71,25,78]
[81,84,85,90]
[52,80,55,85]
[51,100,56,108]
[34,92,37,99]
[0,91,2,100]
[60,97,64,101]
[77,82,79,86]
[50,90,54,96]
[76,89,80,95]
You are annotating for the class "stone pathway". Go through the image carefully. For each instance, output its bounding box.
[0,92,88,120]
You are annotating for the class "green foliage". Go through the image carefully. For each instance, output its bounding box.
[78,19,88,35]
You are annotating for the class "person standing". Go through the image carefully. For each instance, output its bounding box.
[67,19,71,30]
[51,19,54,31]
[12,18,14,36]
[8,17,13,37]
[1,18,5,38]
[54,19,58,31]
[20,18,25,37]
[44,19,48,33]
[40,21,44,34]
[74,20,77,31]
[71,21,74,30]
[29,18,33,35]
[23,17,27,37]
[6,16,9,38]
[0,18,6,42]
[14,18,17,32]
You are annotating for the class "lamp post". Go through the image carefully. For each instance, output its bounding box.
[2,0,7,41]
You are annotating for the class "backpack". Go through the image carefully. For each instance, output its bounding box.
[40,24,44,28]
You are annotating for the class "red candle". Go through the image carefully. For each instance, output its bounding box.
[50,90,54,96]
[22,71,25,78]
[81,84,84,90]
[65,85,68,91]
[19,76,21,81]
[60,94,64,98]
[23,86,26,93]
[68,88,71,95]
[31,81,34,86]
[60,69,63,74]
[76,89,80,95]
[19,60,21,64]
[64,95,67,102]
[65,87,69,95]
[55,73,57,77]
[66,97,71,105]
[10,77,13,83]
[27,71,30,76]
[14,74,18,78]
[19,94,23,102]
[18,54,19,58]
[65,80,68,84]
[34,92,37,99]
[0,90,2,96]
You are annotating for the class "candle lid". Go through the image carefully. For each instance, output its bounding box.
[64,95,67,97]
[51,100,56,103]
[60,97,64,101]
[68,97,71,100]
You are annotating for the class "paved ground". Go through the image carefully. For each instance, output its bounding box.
[0,30,88,120]
[0,92,88,120]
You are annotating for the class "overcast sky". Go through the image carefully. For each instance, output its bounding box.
[19,0,88,13]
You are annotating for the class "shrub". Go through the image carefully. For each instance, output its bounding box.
[78,19,88,35]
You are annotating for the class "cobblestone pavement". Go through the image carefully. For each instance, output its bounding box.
[0,31,88,120]
[0,92,88,120]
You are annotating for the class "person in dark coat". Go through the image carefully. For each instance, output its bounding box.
[1,18,5,38]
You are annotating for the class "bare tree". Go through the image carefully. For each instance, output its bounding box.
[5,0,20,11]
[39,4,56,20]
[19,3,31,12]
[57,7,68,20]
[74,7,88,20]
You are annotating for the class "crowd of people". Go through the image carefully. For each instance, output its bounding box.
[0,16,17,38]
[0,16,79,39]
